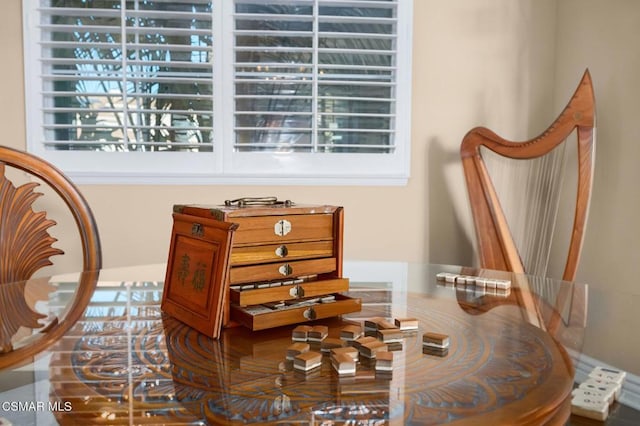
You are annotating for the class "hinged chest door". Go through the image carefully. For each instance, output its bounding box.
[162,213,237,339]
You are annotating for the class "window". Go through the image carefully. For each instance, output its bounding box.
[23,0,412,185]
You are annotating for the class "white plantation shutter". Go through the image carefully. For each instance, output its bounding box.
[23,0,412,184]
[36,1,215,152]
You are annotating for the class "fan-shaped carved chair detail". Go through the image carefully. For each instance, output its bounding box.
[0,146,102,369]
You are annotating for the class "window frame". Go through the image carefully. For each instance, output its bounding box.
[22,0,413,186]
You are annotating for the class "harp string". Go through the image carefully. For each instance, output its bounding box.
[481,138,570,278]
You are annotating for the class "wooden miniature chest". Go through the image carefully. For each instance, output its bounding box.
[162,198,360,335]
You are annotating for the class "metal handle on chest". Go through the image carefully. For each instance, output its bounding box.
[224,197,293,207]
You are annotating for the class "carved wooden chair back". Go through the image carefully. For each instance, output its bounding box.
[0,145,101,368]
[460,70,595,282]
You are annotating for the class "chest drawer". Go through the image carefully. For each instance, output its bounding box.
[230,278,349,306]
[230,240,334,266]
[229,258,337,285]
[232,214,334,245]
[231,293,361,331]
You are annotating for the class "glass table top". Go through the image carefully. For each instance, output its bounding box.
[0,261,636,425]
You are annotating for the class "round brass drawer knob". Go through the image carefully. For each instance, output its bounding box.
[289,285,304,298]
[278,263,293,276]
[275,245,288,258]
[303,307,316,320]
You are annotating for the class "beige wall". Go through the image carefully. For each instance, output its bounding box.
[6,0,636,298]
[552,0,640,373]
[554,0,640,297]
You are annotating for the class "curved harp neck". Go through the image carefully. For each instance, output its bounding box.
[461,70,594,160]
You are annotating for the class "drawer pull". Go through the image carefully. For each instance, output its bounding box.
[289,285,305,298]
[278,263,293,276]
[274,219,292,237]
[275,245,288,258]
[303,307,317,320]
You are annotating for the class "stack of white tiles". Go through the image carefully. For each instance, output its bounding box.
[435,272,511,290]
[571,366,627,421]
